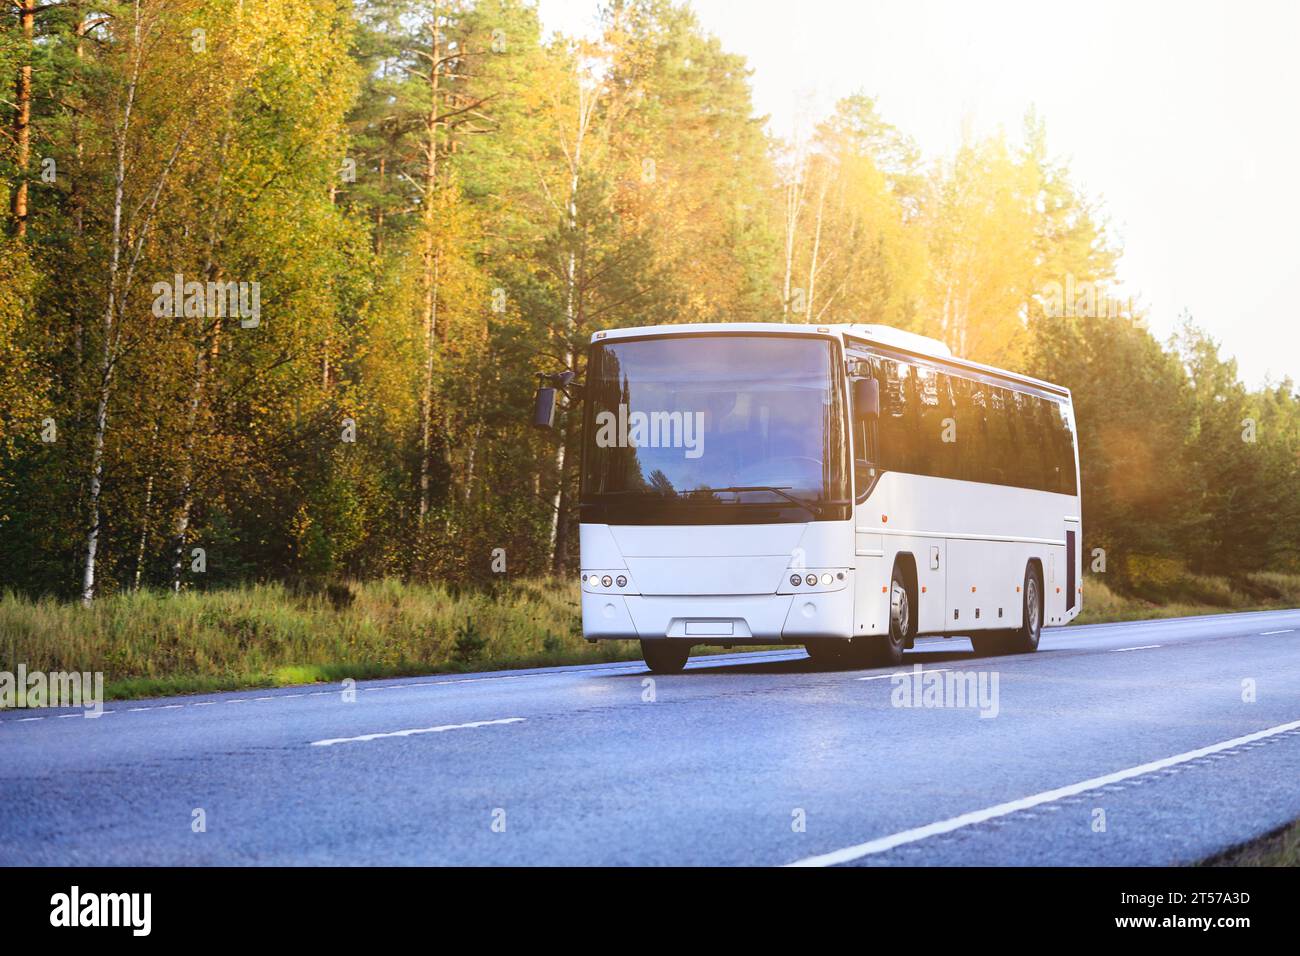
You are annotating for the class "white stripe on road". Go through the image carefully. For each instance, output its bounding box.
[787,717,1300,867]
[1112,644,1162,652]
[857,668,951,682]
[1260,629,1295,636]
[310,717,525,747]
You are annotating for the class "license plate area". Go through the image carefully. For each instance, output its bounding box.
[685,621,735,637]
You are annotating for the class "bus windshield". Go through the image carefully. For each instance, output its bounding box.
[580,334,850,523]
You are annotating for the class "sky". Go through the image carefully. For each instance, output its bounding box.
[535,0,1300,386]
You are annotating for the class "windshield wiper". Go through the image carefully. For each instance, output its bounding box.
[683,485,823,517]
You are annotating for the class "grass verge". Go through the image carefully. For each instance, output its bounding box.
[1,572,1296,702]
[1074,574,1300,625]
[1199,820,1300,866]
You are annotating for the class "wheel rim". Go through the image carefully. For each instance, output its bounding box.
[1026,577,1040,639]
[890,581,909,645]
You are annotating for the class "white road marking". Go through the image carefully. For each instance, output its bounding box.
[1112,644,1162,652]
[428,674,543,686]
[1260,629,1295,636]
[857,668,951,682]
[310,716,526,747]
[787,716,1300,867]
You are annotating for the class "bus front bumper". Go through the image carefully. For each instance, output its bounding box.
[581,589,855,643]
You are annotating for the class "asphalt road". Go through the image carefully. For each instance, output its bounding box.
[3,609,1299,866]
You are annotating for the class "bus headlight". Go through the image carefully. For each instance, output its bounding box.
[781,569,850,593]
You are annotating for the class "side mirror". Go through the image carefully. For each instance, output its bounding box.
[852,377,880,421]
[532,386,558,429]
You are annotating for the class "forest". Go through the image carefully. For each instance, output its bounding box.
[3,0,1298,610]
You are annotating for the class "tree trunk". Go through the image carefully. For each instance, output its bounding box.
[71,8,88,360]
[550,386,579,573]
[82,6,143,604]
[781,159,806,318]
[804,170,829,323]
[132,423,159,591]
[417,12,442,528]
[9,1,34,237]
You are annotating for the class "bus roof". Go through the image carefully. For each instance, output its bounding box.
[590,322,1071,399]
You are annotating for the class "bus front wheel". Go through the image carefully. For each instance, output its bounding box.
[641,640,691,674]
[845,566,910,667]
[872,566,910,666]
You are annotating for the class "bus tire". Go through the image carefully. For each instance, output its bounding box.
[973,564,1043,656]
[641,640,690,674]
[1004,563,1043,653]
[851,565,910,667]
[881,565,911,665]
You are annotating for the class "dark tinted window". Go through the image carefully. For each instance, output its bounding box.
[1048,399,1078,494]
[855,352,1076,495]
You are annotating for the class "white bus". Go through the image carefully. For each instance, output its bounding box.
[539,323,1082,673]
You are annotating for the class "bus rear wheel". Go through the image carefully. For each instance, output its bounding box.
[1003,565,1043,653]
[971,564,1042,656]
[641,640,691,674]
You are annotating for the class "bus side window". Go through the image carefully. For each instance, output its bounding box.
[950,376,973,482]
[850,358,878,496]
[941,371,961,478]
[1026,394,1053,491]
[1053,400,1078,494]
[854,414,874,496]
[1007,391,1030,489]
[986,387,1010,486]
[912,365,939,476]
[894,359,919,474]
[874,358,903,474]
[971,378,990,484]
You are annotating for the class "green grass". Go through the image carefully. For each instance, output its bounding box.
[1200,820,1300,866]
[0,578,640,700]
[1,571,1297,703]
[1074,573,1300,625]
